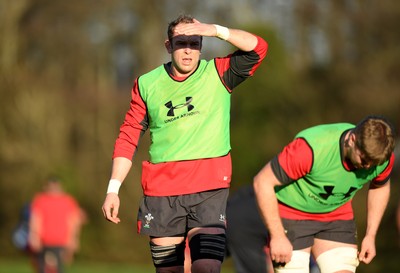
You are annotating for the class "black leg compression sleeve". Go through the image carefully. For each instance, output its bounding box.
[150,241,186,268]
[189,233,226,262]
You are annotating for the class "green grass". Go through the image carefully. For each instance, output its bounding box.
[0,259,157,273]
[0,258,235,273]
[4,254,400,273]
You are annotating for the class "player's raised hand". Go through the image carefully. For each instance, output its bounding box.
[173,19,217,37]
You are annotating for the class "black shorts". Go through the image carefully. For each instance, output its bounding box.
[137,188,229,237]
[281,219,358,250]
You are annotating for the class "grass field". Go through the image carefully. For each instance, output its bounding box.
[3,252,399,273]
[0,259,150,273]
[0,258,235,273]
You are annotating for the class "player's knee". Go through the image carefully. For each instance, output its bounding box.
[274,251,310,273]
[149,241,185,269]
[316,247,359,273]
[189,233,226,263]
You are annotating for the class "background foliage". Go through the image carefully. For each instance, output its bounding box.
[1,0,399,272]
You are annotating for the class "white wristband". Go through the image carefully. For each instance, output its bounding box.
[107,179,122,194]
[214,24,230,41]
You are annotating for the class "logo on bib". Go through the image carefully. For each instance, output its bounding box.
[165,97,194,117]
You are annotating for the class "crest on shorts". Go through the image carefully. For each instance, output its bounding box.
[144,213,154,229]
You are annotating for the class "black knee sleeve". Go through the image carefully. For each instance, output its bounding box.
[149,241,185,268]
[189,233,226,262]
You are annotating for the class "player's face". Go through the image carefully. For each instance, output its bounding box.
[345,132,373,170]
[166,26,202,77]
[350,144,372,169]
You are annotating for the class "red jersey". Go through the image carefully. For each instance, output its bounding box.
[113,36,268,196]
[31,192,80,246]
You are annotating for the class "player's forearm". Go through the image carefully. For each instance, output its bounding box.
[105,157,132,195]
[253,163,286,238]
[174,19,261,52]
[110,157,132,182]
[224,28,259,52]
[365,181,390,238]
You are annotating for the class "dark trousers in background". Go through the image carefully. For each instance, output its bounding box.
[36,247,65,273]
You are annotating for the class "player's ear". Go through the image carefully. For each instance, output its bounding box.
[165,39,172,53]
[349,132,356,147]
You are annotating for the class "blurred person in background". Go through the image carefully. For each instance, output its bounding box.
[12,202,32,252]
[102,14,267,273]
[226,184,273,273]
[254,115,396,273]
[28,177,84,273]
[225,184,319,273]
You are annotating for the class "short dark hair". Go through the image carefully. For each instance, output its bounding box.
[167,14,194,41]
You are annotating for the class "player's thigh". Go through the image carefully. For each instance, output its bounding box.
[312,219,357,257]
[188,226,225,238]
[312,238,357,257]
[313,239,358,273]
[151,236,185,246]
[188,227,226,265]
[274,249,311,273]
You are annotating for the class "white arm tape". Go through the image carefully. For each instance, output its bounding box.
[107,179,122,194]
[214,24,230,40]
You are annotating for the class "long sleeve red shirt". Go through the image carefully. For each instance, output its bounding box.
[113,36,268,196]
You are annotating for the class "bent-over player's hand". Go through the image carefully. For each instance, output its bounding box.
[358,235,376,264]
[269,235,293,266]
[102,193,121,224]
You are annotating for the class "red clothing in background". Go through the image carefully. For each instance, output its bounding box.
[31,193,80,246]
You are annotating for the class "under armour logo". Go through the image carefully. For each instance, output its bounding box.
[165,97,194,116]
[319,186,357,200]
